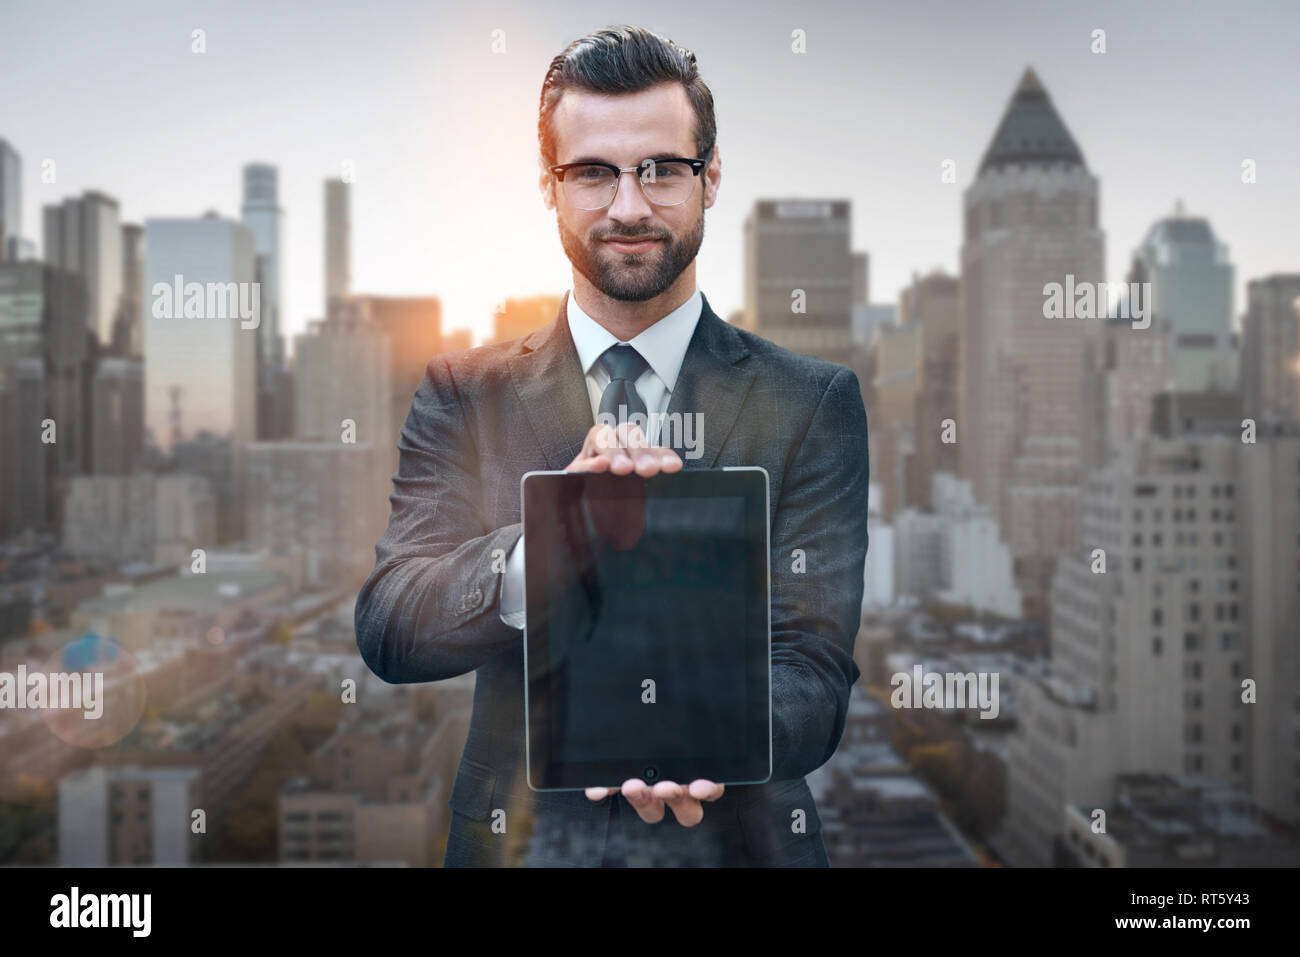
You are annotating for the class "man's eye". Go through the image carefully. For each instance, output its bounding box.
[574,166,608,180]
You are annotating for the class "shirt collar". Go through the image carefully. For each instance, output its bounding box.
[567,285,703,393]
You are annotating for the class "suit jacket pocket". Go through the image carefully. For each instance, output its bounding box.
[449,760,497,822]
[737,778,823,860]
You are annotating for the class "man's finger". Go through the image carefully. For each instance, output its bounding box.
[621,778,666,823]
[688,779,725,802]
[566,454,610,473]
[616,422,650,450]
[585,786,619,801]
[654,781,705,827]
[589,424,618,454]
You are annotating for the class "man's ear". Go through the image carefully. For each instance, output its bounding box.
[702,144,721,210]
[539,157,556,211]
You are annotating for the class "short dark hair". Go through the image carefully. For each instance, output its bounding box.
[538,25,716,167]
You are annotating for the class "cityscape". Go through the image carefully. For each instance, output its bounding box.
[2,4,1300,870]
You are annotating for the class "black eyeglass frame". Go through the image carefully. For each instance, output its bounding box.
[548,148,713,208]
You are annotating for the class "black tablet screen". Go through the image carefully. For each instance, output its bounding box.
[524,469,770,788]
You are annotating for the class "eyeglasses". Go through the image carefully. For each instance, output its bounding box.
[549,151,711,210]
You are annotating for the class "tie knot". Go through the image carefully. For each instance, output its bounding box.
[597,344,649,384]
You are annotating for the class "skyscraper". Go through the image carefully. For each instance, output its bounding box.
[0,261,89,537]
[241,163,284,371]
[112,223,145,357]
[1080,256,1173,471]
[324,178,350,319]
[1132,207,1236,393]
[0,139,21,259]
[959,68,1104,608]
[743,199,858,371]
[143,213,258,540]
[901,270,961,510]
[1240,274,1300,427]
[241,164,292,440]
[43,190,123,347]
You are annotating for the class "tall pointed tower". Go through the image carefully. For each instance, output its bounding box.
[959,68,1105,609]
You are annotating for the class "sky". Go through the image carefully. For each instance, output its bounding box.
[3,0,1298,346]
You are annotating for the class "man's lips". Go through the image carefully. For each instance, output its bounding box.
[604,237,660,254]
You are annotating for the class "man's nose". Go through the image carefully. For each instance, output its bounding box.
[608,169,654,222]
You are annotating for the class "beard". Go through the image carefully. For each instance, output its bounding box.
[558,208,704,303]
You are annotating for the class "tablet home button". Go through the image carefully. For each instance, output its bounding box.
[643,766,658,781]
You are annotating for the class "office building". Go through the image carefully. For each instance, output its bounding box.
[62,473,215,567]
[999,434,1300,865]
[960,68,1103,608]
[894,474,1022,619]
[0,139,21,257]
[1241,274,1300,427]
[0,261,89,537]
[1132,206,1236,392]
[88,355,144,474]
[43,190,123,348]
[743,198,859,371]
[59,764,202,865]
[324,178,350,318]
[143,213,257,540]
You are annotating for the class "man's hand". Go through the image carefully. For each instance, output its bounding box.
[566,422,683,475]
[586,779,726,826]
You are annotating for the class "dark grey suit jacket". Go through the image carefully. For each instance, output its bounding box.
[354,292,869,867]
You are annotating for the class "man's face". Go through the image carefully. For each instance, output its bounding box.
[542,82,719,302]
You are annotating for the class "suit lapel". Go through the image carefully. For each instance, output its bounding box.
[507,290,754,470]
[666,293,755,469]
[508,292,593,470]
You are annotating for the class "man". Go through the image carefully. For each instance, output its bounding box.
[355,24,869,867]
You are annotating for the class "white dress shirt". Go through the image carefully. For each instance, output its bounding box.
[498,285,704,629]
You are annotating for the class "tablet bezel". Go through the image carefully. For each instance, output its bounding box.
[520,466,772,792]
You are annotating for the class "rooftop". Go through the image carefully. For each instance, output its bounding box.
[978,68,1086,176]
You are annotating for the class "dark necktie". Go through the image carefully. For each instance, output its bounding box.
[597,344,650,423]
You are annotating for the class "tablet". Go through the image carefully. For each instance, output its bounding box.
[520,466,771,791]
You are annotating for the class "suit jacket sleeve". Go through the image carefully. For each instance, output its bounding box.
[769,365,869,781]
[354,356,523,682]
